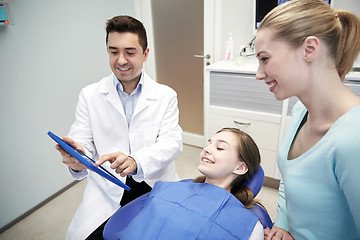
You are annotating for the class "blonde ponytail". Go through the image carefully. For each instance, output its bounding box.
[335,10,360,80]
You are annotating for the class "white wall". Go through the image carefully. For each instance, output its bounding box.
[214,0,360,63]
[332,0,360,67]
[332,0,360,16]
[0,0,135,230]
[213,0,256,63]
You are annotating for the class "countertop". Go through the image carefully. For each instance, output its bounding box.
[206,57,259,74]
[206,57,360,81]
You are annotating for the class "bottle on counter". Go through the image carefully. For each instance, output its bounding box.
[225,33,234,61]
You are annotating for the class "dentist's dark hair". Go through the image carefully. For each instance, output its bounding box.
[105,15,148,53]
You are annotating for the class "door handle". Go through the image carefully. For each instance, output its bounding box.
[194,54,210,59]
[234,120,251,126]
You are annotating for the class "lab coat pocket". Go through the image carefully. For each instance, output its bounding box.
[131,121,161,147]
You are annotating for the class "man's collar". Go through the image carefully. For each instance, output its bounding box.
[113,71,144,94]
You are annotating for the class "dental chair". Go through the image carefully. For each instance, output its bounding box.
[103,166,272,238]
[244,165,273,229]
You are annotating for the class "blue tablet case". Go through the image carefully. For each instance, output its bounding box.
[48,131,130,191]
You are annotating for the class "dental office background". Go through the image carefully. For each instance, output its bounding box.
[0,0,359,233]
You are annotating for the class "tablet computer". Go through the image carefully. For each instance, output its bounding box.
[48,131,130,191]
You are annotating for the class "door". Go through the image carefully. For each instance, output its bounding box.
[135,0,216,144]
[151,0,205,138]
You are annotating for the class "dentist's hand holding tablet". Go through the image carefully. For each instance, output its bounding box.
[56,136,87,172]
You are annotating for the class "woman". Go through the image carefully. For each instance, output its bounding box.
[255,0,360,239]
[103,128,265,239]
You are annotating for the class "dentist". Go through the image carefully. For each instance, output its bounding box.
[56,15,182,240]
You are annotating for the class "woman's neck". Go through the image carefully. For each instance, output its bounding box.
[298,67,360,127]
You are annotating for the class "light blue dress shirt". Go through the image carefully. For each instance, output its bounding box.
[113,74,143,128]
[113,72,144,174]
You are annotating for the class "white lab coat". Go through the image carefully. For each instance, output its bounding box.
[65,72,183,240]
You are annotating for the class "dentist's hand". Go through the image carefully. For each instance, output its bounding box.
[55,136,87,172]
[95,152,137,177]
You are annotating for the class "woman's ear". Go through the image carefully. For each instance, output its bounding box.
[233,162,248,175]
[303,36,319,62]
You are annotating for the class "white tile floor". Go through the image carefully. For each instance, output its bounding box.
[0,144,279,240]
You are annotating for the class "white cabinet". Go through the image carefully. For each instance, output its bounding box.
[204,60,360,180]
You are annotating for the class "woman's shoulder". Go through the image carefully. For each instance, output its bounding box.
[333,105,360,137]
[326,105,360,162]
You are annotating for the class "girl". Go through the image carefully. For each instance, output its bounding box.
[103,128,265,239]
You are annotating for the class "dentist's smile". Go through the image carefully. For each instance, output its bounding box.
[117,66,131,71]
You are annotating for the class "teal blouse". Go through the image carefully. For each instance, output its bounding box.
[275,101,360,239]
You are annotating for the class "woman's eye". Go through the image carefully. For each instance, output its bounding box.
[217,147,224,151]
[260,57,268,63]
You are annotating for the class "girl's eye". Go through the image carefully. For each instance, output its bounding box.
[217,147,224,151]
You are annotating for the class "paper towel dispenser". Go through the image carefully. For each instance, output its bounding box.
[0,1,9,25]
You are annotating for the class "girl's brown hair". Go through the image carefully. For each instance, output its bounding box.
[194,128,261,209]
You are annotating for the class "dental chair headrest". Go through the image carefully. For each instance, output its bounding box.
[243,165,264,197]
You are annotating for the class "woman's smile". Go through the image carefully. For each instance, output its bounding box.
[266,80,277,92]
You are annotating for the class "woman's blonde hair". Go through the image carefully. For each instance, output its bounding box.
[194,128,261,209]
[258,0,360,80]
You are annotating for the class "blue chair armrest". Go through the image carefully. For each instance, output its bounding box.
[249,204,273,229]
